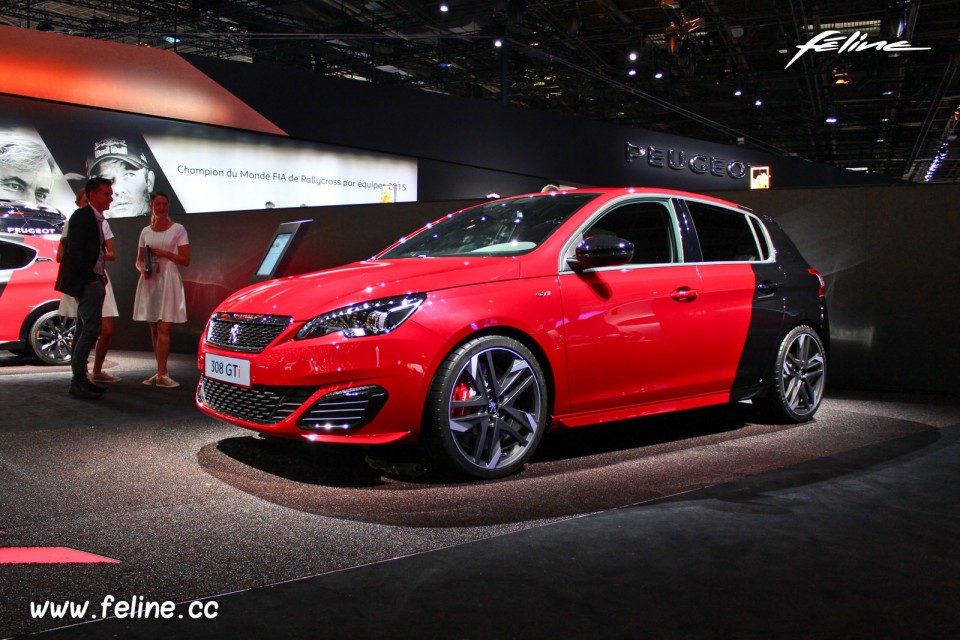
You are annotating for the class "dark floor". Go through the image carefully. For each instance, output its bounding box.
[1,351,958,639]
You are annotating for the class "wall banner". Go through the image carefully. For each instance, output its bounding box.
[0,95,417,220]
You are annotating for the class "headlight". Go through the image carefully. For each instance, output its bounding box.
[296,293,427,340]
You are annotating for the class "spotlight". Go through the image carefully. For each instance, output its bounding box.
[628,51,638,61]
[628,69,637,76]
[776,28,790,54]
[833,65,852,85]
[494,38,503,48]
[665,23,682,56]
[884,4,908,39]
[754,98,763,107]
[439,1,449,12]
[654,70,664,79]
[924,143,948,182]
[734,88,742,96]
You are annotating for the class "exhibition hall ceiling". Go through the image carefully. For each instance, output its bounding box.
[2,0,958,183]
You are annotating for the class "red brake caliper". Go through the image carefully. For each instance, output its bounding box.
[452,382,472,418]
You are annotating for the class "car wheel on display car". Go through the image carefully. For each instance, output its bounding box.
[757,324,826,423]
[28,309,74,365]
[423,335,548,480]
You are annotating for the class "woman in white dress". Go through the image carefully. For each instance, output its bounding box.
[57,189,121,382]
[133,192,189,388]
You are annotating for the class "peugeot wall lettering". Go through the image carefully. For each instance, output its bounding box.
[625,143,748,179]
[786,30,931,69]
[196,188,828,479]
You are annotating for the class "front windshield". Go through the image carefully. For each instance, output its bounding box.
[379,192,599,259]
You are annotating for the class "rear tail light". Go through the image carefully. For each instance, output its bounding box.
[809,268,826,297]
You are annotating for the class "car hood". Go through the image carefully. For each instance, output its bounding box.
[219,257,522,319]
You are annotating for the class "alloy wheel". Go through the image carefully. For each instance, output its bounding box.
[29,310,74,365]
[780,329,825,417]
[444,344,545,474]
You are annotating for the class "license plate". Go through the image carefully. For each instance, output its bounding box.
[205,353,251,387]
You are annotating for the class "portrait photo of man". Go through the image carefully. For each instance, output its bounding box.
[0,130,55,206]
[86,137,155,217]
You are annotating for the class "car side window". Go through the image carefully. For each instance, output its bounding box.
[0,239,36,270]
[581,201,677,265]
[748,216,771,261]
[686,201,763,262]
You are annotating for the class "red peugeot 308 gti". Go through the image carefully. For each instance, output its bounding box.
[197,188,828,479]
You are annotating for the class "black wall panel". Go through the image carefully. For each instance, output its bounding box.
[185,55,893,199]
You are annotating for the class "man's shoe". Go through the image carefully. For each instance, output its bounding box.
[84,379,107,394]
[69,384,101,400]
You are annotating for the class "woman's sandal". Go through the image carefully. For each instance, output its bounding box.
[155,375,180,389]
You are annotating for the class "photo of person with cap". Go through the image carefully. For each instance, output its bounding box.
[86,137,155,218]
[0,130,56,206]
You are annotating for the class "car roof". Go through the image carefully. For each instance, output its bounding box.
[510,187,749,211]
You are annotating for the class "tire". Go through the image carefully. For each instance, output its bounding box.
[757,325,826,423]
[28,310,75,365]
[423,335,548,479]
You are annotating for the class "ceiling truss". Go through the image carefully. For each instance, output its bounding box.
[2,0,958,183]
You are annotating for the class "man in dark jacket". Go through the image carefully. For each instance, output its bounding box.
[56,177,113,399]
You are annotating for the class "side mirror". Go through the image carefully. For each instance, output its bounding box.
[567,235,634,269]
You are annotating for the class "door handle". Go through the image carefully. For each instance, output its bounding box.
[670,287,699,302]
[757,280,779,296]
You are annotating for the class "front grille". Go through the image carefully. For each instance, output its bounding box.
[206,313,292,352]
[298,386,388,431]
[198,377,315,425]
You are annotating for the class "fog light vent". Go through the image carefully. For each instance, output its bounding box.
[297,385,388,431]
